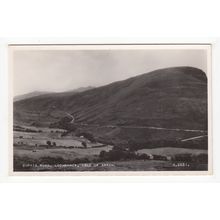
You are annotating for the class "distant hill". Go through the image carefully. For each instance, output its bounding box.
[14,86,94,102]
[14,91,50,102]
[68,86,95,93]
[14,66,207,130]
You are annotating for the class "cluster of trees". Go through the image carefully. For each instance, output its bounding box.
[98,149,166,162]
[46,141,57,147]
[99,148,136,161]
[50,130,61,133]
[98,147,208,164]
[126,138,208,151]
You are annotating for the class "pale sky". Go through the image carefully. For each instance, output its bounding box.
[13,48,208,96]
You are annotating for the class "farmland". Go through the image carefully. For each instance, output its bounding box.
[13,124,114,171]
[13,124,208,172]
[137,147,207,156]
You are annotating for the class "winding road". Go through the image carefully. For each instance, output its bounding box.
[65,112,75,123]
[181,135,208,142]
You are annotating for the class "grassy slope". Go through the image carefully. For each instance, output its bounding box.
[14,66,207,130]
[14,67,208,150]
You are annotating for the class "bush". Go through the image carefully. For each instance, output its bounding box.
[152,154,168,161]
[61,131,68,137]
[99,150,107,158]
[137,153,151,160]
[46,141,51,146]
[81,141,87,148]
[98,148,136,161]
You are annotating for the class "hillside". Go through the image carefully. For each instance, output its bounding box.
[14,91,50,102]
[14,66,207,131]
[14,86,94,102]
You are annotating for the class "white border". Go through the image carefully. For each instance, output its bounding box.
[0,38,219,182]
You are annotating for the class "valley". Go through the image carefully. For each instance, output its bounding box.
[13,66,208,172]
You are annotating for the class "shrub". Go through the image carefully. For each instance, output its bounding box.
[99,150,107,158]
[81,141,87,148]
[152,154,168,161]
[46,140,51,146]
[137,153,151,160]
[98,148,136,161]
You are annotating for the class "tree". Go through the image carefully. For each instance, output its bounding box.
[99,150,107,158]
[52,142,56,147]
[46,141,51,146]
[82,141,87,148]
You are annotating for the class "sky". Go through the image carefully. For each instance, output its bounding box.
[13,47,208,96]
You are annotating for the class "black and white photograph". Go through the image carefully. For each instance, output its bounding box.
[10,44,211,174]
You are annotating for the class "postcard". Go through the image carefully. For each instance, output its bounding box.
[9,44,212,175]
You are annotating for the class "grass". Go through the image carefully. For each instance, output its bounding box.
[73,125,208,150]
[13,124,208,172]
[14,144,113,160]
[14,125,102,148]
[136,147,207,156]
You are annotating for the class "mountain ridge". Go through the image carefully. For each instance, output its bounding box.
[14,66,207,130]
[14,86,95,102]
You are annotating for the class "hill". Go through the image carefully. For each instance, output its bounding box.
[14,66,207,131]
[14,91,50,102]
[14,86,95,102]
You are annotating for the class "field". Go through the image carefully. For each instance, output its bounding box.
[13,124,115,171]
[137,147,207,156]
[14,125,105,148]
[14,145,113,160]
[13,126,208,172]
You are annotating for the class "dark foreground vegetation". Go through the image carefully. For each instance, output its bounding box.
[14,145,208,172]
[98,147,208,163]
